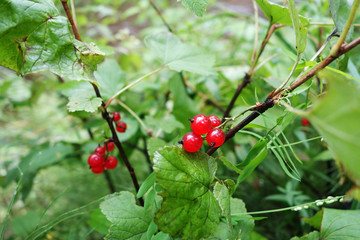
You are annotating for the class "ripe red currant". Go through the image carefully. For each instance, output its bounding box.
[208,115,221,128]
[105,156,118,169]
[189,114,211,135]
[94,146,106,155]
[116,122,127,133]
[180,132,203,152]
[88,153,105,167]
[206,129,225,147]
[301,118,310,127]
[112,112,121,122]
[91,165,105,174]
[104,141,115,151]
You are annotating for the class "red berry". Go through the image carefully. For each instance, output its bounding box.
[181,132,203,152]
[301,118,310,127]
[206,129,225,147]
[104,141,115,152]
[88,153,105,167]
[112,112,121,122]
[105,156,118,169]
[116,122,127,133]
[208,115,221,128]
[190,114,211,135]
[91,165,105,174]
[94,146,106,155]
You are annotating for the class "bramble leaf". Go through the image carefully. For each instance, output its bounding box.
[177,0,208,17]
[100,191,153,240]
[153,146,221,239]
[0,0,103,80]
[67,91,102,112]
[145,32,216,76]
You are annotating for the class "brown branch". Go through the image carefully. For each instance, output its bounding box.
[222,0,287,121]
[60,0,82,41]
[207,36,360,156]
[222,23,282,121]
[92,84,144,206]
[60,0,143,205]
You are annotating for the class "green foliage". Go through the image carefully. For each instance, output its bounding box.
[177,0,208,17]
[254,0,309,26]
[145,32,216,75]
[291,231,320,240]
[329,0,354,40]
[321,208,360,239]
[67,91,102,112]
[294,71,360,185]
[0,0,101,80]
[153,146,221,239]
[287,0,308,54]
[100,191,153,240]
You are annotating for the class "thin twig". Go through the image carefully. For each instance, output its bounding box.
[60,0,82,41]
[92,83,144,206]
[105,66,165,108]
[59,0,143,205]
[149,0,173,32]
[69,0,78,29]
[207,36,360,155]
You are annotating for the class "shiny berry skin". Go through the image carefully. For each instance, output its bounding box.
[112,112,121,122]
[301,118,310,127]
[208,115,221,128]
[181,132,203,152]
[105,156,118,169]
[88,153,105,167]
[94,146,106,155]
[206,129,225,147]
[91,165,105,174]
[104,142,115,152]
[116,122,127,133]
[190,114,211,135]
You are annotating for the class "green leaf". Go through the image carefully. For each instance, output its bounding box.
[153,146,221,239]
[288,0,308,53]
[290,231,320,240]
[10,211,40,237]
[137,172,156,198]
[294,71,360,185]
[219,156,243,175]
[177,0,208,17]
[302,209,323,230]
[320,208,360,239]
[0,0,100,80]
[237,139,268,167]
[100,191,153,240]
[67,91,102,112]
[94,59,126,100]
[329,0,354,41]
[87,209,111,235]
[169,74,198,126]
[74,40,104,71]
[145,32,216,76]
[214,182,231,220]
[254,0,309,26]
[146,220,158,240]
[230,198,255,240]
[27,144,73,172]
[147,137,167,161]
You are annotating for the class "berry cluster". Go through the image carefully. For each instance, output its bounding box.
[179,114,225,152]
[88,141,118,174]
[112,112,127,133]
